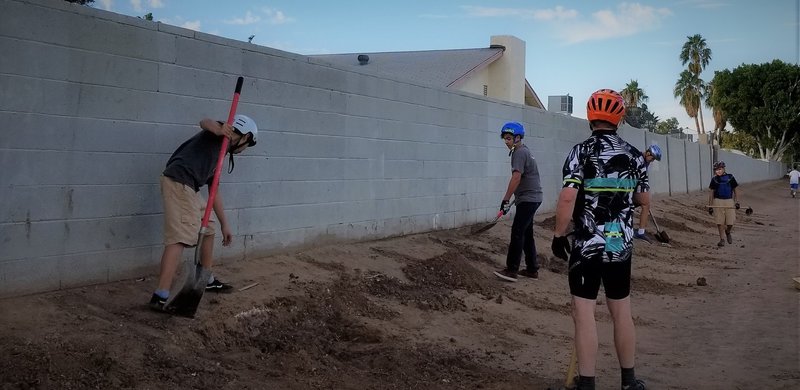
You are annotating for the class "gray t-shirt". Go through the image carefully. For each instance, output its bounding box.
[511,143,543,203]
[162,129,223,192]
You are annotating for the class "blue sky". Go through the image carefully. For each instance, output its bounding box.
[97,0,796,134]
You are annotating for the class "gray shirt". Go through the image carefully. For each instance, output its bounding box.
[162,129,223,192]
[511,143,543,203]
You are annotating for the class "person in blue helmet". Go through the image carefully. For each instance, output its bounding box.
[633,145,662,243]
[493,121,544,282]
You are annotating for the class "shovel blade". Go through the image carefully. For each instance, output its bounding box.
[655,230,670,243]
[164,260,211,318]
[471,222,498,235]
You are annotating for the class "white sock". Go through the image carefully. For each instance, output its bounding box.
[208,274,215,284]
[637,228,645,235]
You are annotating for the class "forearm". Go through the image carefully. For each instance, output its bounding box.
[503,173,521,201]
[554,189,577,236]
[200,119,224,136]
[212,191,228,228]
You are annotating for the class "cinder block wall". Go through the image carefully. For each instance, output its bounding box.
[0,0,784,297]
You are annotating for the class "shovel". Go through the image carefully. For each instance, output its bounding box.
[164,76,244,318]
[649,210,670,243]
[708,205,754,216]
[471,200,515,235]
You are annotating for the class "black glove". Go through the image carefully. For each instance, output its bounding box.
[735,202,740,210]
[500,200,511,215]
[551,236,571,261]
[708,207,714,215]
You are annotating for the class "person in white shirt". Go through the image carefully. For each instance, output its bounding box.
[788,166,800,198]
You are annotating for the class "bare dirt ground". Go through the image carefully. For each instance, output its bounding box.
[1,179,798,390]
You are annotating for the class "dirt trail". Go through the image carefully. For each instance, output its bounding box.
[1,180,797,390]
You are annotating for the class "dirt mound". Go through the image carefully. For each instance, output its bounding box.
[1,180,798,389]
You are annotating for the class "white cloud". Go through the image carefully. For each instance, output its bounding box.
[181,20,201,31]
[225,10,261,25]
[461,5,577,21]
[262,7,294,25]
[560,3,673,44]
[131,0,163,13]
[675,0,729,10]
[98,0,113,11]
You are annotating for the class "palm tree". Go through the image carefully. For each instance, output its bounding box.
[674,70,703,135]
[680,34,712,75]
[679,34,712,134]
[704,80,728,161]
[621,80,649,109]
[704,81,726,135]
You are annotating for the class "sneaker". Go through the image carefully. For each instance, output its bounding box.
[633,232,652,244]
[725,232,733,244]
[717,240,725,247]
[148,293,167,312]
[493,269,518,282]
[622,379,647,390]
[206,278,234,293]
[518,269,539,279]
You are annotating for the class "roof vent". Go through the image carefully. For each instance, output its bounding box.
[357,54,369,65]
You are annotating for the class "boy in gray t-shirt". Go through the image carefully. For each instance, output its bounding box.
[493,122,544,282]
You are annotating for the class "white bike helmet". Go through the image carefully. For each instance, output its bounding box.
[233,114,258,146]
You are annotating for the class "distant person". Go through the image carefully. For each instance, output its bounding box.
[707,161,740,247]
[788,166,800,198]
[493,122,544,282]
[551,89,649,390]
[633,144,662,243]
[150,115,258,312]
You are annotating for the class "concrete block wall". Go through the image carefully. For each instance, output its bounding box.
[0,0,785,297]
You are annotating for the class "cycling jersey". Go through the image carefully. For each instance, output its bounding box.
[561,130,649,263]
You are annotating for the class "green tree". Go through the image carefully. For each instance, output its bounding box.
[625,104,659,132]
[621,80,654,128]
[704,81,727,135]
[711,60,800,161]
[679,34,712,135]
[656,117,680,135]
[719,130,759,158]
[674,69,704,136]
[621,79,648,109]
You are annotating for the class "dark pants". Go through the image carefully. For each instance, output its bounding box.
[506,201,541,273]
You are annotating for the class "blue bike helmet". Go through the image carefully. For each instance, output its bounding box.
[500,122,525,139]
[647,144,662,161]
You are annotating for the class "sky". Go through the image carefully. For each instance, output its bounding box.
[96,0,797,135]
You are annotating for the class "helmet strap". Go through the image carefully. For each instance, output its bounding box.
[227,152,235,174]
[508,137,521,156]
[226,137,245,174]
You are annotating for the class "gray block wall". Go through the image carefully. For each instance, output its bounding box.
[0,0,786,297]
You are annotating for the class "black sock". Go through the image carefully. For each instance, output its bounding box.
[621,367,635,386]
[577,375,595,390]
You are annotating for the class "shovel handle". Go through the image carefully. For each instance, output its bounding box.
[201,77,244,228]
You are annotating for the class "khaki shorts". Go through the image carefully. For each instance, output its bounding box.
[712,198,736,226]
[160,175,216,246]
